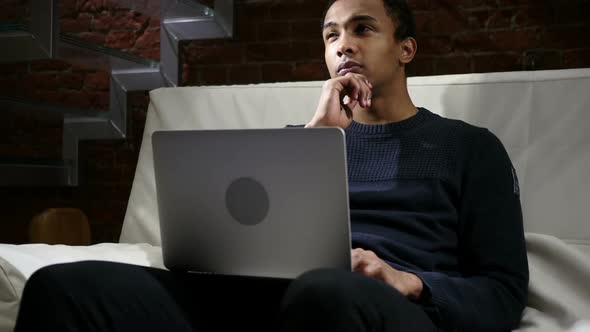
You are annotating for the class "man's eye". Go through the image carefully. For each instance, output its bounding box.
[355,25,372,33]
[326,32,338,40]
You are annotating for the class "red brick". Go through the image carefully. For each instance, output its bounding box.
[261,63,294,82]
[553,2,590,25]
[247,42,291,62]
[542,26,590,49]
[407,55,435,77]
[131,48,160,61]
[444,0,496,9]
[419,36,453,54]
[563,48,590,69]
[61,14,92,33]
[59,0,78,18]
[25,73,58,90]
[466,9,490,30]
[0,79,18,94]
[184,43,243,65]
[486,10,513,29]
[293,62,329,81]
[149,18,161,28]
[292,40,324,61]
[93,13,115,31]
[413,12,432,34]
[495,0,537,6]
[183,64,198,86]
[229,64,261,84]
[96,91,110,109]
[435,55,472,74]
[110,11,149,30]
[102,0,125,11]
[134,28,160,49]
[235,18,257,42]
[58,73,85,89]
[473,53,522,72]
[238,2,271,22]
[30,60,71,72]
[84,72,111,90]
[513,7,551,28]
[200,0,215,7]
[257,22,290,41]
[62,91,94,108]
[127,92,150,109]
[77,32,107,45]
[247,41,323,62]
[409,0,434,11]
[199,66,229,86]
[291,20,323,41]
[0,62,28,74]
[523,50,562,71]
[105,31,137,49]
[429,9,468,35]
[267,1,328,21]
[488,29,540,51]
[80,0,105,12]
[28,90,65,105]
[62,91,105,109]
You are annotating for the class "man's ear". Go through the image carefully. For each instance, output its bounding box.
[399,37,417,64]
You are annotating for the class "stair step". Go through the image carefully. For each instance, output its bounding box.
[0,159,71,186]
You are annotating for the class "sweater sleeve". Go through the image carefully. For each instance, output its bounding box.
[415,129,529,332]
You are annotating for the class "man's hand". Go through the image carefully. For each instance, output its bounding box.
[305,73,372,129]
[351,248,424,301]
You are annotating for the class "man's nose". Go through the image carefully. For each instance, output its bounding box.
[337,34,357,57]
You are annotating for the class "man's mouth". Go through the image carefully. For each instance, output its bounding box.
[337,61,363,76]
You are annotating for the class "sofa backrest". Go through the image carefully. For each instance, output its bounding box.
[119,69,590,255]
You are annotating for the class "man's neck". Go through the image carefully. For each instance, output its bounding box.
[353,76,417,125]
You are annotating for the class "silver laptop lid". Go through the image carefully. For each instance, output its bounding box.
[152,127,351,279]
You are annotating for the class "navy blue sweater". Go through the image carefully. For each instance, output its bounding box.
[308,108,528,331]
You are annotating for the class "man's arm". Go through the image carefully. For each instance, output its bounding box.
[414,129,529,331]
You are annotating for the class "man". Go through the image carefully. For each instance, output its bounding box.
[294,0,529,331]
[14,0,528,331]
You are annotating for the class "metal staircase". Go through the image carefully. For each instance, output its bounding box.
[0,0,234,186]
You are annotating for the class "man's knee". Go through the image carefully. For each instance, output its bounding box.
[283,267,396,306]
[285,268,359,302]
[280,268,376,316]
[279,268,378,331]
[22,261,140,304]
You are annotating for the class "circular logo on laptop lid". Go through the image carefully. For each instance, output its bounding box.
[225,177,269,225]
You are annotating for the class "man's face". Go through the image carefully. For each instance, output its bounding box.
[323,0,402,88]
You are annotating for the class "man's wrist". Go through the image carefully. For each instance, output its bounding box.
[305,117,323,128]
[404,272,424,301]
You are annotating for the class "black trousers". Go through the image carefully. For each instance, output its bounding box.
[14,261,438,332]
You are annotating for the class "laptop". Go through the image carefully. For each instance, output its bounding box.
[151,127,352,279]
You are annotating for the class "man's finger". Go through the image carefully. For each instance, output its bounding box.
[342,100,357,119]
[351,248,366,270]
[363,262,382,278]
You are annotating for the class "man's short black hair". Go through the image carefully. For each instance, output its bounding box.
[324,0,417,41]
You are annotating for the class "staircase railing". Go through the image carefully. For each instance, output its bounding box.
[0,0,234,186]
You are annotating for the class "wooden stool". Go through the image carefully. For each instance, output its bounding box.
[29,208,92,245]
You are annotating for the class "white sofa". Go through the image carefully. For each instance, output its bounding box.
[1,68,589,332]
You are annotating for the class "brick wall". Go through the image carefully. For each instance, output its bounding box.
[183,0,590,85]
[1,0,589,244]
[0,0,156,244]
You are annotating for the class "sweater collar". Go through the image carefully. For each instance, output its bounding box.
[346,107,431,135]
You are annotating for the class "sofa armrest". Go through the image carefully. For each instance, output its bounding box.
[0,243,164,332]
